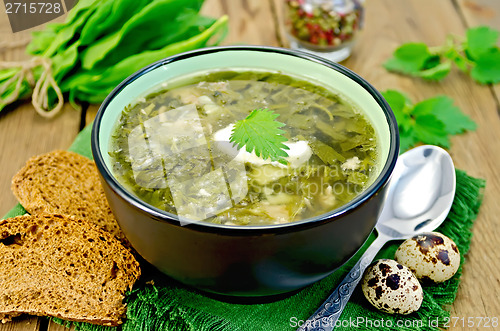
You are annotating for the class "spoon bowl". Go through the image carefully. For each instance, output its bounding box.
[299,145,456,331]
[376,145,456,238]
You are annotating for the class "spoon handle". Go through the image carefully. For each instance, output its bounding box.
[297,234,389,331]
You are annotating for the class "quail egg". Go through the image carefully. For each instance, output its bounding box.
[361,259,423,315]
[395,232,460,283]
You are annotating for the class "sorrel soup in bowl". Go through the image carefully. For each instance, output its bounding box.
[92,46,399,297]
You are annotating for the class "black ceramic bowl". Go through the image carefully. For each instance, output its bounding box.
[91,46,399,297]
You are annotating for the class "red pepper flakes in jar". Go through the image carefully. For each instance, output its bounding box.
[284,0,364,61]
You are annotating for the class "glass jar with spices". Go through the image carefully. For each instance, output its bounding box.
[284,0,364,62]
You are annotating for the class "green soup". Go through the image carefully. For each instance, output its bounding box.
[109,70,378,226]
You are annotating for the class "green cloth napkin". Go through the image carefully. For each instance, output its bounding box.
[3,124,486,331]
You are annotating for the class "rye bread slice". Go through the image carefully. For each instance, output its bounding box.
[11,150,127,245]
[0,214,140,326]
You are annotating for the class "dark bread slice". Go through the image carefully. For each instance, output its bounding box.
[11,150,128,245]
[0,214,140,326]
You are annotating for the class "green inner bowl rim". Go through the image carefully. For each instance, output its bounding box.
[91,45,399,234]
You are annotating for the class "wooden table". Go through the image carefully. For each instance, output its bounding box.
[0,0,499,330]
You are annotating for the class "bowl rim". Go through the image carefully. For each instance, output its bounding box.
[91,45,399,234]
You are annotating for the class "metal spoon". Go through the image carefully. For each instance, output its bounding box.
[298,145,456,331]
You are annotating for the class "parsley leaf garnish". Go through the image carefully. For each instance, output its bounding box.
[382,90,477,152]
[384,26,500,84]
[229,108,290,164]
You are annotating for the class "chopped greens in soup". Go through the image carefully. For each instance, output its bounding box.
[109,70,378,226]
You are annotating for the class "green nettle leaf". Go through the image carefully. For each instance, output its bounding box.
[381,90,477,153]
[413,114,450,148]
[470,48,500,84]
[382,89,412,132]
[398,127,420,153]
[384,26,500,84]
[421,54,442,70]
[412,98,440,116]
[465,26,499,60]
[383,42,433,74]
[382,89,406,113]
[230,108,290,164]
[416,96,477,134]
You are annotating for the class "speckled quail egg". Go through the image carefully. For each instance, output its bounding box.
[361,259,423,315]
[395,232,460,283]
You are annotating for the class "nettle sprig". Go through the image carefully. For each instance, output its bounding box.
[384,26,500,84]
[229,108,290,165]
[382,90,477,153]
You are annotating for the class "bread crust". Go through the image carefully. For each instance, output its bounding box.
[0,214,141,326]
[11,150,128,245]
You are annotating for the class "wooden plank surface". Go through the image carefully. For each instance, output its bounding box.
[327,0,500,328]
[0,319,42,331]
[0,8,79,331]
[0,104,82,218]
[457,0,500,118]
[202,0,279,46]
[2,0,500,330]
[445,0,500,324]
[329,0,500,327]
[45,323,70,331]
[0,12,81,219]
